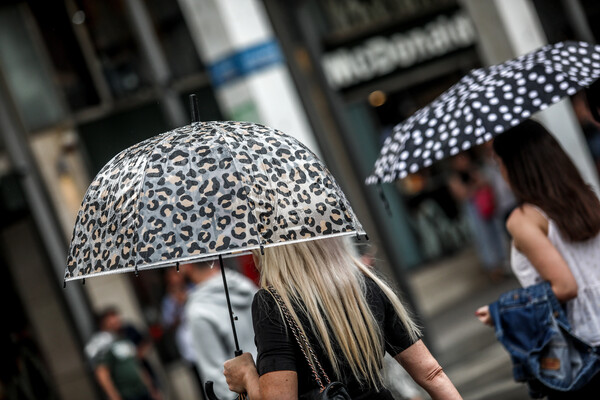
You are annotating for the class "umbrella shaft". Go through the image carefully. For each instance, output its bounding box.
[219,254,242,353]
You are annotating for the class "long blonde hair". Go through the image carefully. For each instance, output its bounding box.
[255,237,420,389]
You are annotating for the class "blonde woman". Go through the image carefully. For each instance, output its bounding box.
[223,237,461,399]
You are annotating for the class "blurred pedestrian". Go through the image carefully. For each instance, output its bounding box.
[479,141,517,228]
[160,267,204,391]
[476,120,600,398]
[85,308,161,400]
[223,237,461,399]
[160,268,195,364]
[183,262,257,400]
[448,153,508,280]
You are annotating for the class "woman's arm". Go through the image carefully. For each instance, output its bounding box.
[507,205,578,301]
[395,340,462,400]
[224,352,298,400]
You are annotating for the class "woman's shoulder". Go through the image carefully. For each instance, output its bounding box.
[507,204,549,237]
[251,288,286,329]
[362,275,391,309]
[252,288,276,310]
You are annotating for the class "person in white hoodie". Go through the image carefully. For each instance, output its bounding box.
[183,261,257,400]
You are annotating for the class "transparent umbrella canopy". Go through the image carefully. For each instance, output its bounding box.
[65,113,366,399]
[66,121,364,281]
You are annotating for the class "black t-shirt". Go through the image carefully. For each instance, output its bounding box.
[251,277,419,399]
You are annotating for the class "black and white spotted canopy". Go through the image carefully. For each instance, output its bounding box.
[65,121,364,281]
[366,41,600,184]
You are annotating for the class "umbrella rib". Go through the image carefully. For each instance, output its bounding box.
[268,134,282,243]
[103,156,123,272]
[210,123,265,251]
[107,143,150,273]
[132,130,178,273]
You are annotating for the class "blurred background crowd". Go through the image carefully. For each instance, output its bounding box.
[0,0,599,399]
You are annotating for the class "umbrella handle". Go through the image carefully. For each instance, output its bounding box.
[204,381,220,400]
[205,381,248,400]
[205,350,247,400]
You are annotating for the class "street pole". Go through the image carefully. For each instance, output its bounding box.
[0,68,95,341]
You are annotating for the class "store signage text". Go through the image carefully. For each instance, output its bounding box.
[322,0,457,33]
[322,11,476,90]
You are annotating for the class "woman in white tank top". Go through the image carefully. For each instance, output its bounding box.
[475,120,600,398]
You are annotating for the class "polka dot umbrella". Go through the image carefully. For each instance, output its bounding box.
[366,41,600,184]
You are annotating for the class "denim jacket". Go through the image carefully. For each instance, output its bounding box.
[489,282,600,397]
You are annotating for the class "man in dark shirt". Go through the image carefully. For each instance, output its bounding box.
[85,308,160,400]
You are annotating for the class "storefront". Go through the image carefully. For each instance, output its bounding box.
[264,0,485,269]
[265,0,600,271]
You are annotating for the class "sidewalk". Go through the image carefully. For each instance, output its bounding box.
[408,248,530,400]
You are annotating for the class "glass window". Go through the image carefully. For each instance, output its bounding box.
[74,0,152,98]
[360,72,483,264]
[77,102,168,175]
[312,0,459,38]
[0,5,66,131]
[27,0,100,111]
[144,0,204,79]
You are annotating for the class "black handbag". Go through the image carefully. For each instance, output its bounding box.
[267,286,352,400]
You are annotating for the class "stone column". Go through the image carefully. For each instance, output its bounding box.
[177,0,318,153]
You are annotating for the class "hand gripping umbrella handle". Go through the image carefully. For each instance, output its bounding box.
[205,255,248,399]
[204,350,247,399]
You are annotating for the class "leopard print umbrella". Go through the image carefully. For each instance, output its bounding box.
[65,121,364,281]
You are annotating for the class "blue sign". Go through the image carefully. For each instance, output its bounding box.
[208,40,284,88]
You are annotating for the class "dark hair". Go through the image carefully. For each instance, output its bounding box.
[493,119,600,242]
[95,307,119,327]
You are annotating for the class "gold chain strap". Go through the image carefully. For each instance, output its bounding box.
[266,286,331,392]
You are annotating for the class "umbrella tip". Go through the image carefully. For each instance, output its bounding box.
[189,94,200,123]
[355,232,370,241]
